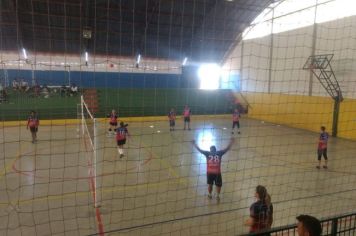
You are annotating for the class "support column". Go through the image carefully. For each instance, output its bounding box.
[268,8,275,93]
[309,1,318,96]
[240,40,244,91]
[332,96,341,137]
[31,65,35,86]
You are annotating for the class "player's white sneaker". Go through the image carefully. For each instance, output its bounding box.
[207,193,212,199]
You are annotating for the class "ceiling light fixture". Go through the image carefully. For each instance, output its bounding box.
[182,57,188,66]
[22,48,28,59]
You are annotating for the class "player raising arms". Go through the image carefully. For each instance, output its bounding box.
[116,121,129,158]
[317,126,329,169]
[168,108,176,131]
[191,138,235,200]
[183,105,191,130]
[107,109,118,136]
[231,108,241,134]
[27,110,39,144]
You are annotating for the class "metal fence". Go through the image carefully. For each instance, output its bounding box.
[240,212,356,236]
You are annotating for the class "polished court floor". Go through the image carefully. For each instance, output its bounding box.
[0,117,356,236]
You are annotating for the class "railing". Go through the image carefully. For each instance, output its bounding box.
[239,212,356,236]
[237,92,252,111]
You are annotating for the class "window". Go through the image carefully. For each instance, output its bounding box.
[242,0,356,40]
[316,0,356,23]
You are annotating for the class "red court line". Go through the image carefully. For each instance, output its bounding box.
[8,138,153,236]
[83,131,105,236]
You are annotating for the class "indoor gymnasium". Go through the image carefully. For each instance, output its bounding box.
[0,0,356,235]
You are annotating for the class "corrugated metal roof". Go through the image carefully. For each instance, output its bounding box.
[0,0,273,61]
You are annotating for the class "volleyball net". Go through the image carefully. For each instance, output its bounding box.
[81,95,101,209]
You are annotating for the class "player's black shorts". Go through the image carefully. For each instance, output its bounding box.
[207,173,222,187]
[117,139,126,146]
[30,127,38,133]
[110,122,118,126]
[232,121,240,128]
[169,120,175,127]
[184,117,190,122]
[317,148,328,160]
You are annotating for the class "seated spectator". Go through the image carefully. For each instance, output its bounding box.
[60,84,67,97]
[245,185,273,235]
[0,84,8,103]
[24,84,30,92]
[296,215,322,236]
[41,85,50,98]
[12,79,19,91]
[20,79,30,93]
[70,83,78,96]
[33,84,40,97]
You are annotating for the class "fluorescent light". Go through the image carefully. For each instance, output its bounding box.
[22,48,28,59]
[136,54,141,64]
[85,52,88,62]
[182,57,188,66]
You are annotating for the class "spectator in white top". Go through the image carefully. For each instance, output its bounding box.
[41,84,50,98]
[12,79,19,91]
[70,83,78,96]
[20,79,29,92]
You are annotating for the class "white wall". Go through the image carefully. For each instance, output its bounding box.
[315,15,356,98]
[222,43,241,76]
[242,36,271,93]
[223,15,356,98]
[271,25,315,95]
[0,51,181,74]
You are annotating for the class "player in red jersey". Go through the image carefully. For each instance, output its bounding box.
[27,110,39,143]
[231,108,241,134]
[107,109,118,136]
[191,138,235,200]
[116,121,129,158]
[168,108,176,131]
[183,105,191,130]
[317,126,329,169]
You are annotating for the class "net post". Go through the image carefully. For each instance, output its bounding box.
[93,117,100,208]
[76,103,81,138]
[81,95,85,135]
